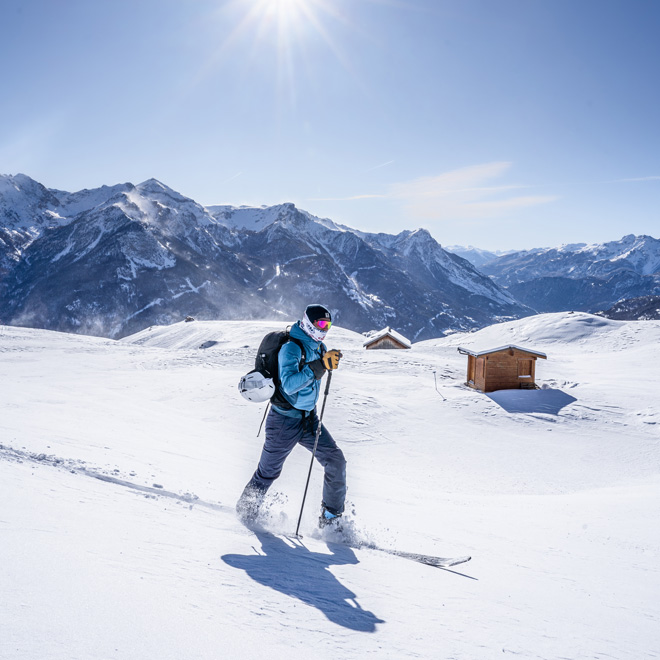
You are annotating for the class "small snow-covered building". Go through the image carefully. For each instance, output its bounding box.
[363,327,412,350]
[457,345,547,392]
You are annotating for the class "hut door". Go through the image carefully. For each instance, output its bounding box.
[467,356,476,384]
[476,357,486,388]
[518,359,533,379]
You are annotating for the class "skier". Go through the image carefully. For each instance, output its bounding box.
[236,304,345,528]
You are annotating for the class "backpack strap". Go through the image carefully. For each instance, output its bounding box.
[287,335,306,368]
[270,331,307,410]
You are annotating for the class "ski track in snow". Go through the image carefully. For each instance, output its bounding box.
[1,313,660,660]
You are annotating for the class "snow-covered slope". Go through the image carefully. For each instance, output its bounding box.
[2,314,659,659]
[433,310,627,350]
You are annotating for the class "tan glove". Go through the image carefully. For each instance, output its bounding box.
[322,349,343,370]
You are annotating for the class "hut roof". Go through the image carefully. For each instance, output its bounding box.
[457,344,547,359]
[363,326,412,349]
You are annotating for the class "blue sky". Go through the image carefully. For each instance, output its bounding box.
[1,0,658,250]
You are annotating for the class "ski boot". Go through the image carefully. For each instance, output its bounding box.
[318,505,343,531]
[236,484,266,524]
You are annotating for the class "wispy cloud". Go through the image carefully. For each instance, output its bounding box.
[220,172,242,185]
[388,162,557,220]
[310,193,386,201]
[361,159,395,174]
[310,162,557,219]
[617,176,660,183]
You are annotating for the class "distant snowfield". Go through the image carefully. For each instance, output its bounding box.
[1,312,659,659]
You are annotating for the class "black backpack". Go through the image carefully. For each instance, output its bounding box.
[254,328,306,409]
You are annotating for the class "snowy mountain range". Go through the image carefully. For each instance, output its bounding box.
[0,174,528,340]
[454,236,660,315]
[4,173,659,338]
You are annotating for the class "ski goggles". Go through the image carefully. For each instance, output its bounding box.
[313,318,332,331]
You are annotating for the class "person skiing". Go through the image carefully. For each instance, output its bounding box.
[236,304,345,528]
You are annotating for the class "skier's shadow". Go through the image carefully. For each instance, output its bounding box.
[222,531,385,632]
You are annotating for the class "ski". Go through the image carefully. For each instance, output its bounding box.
[370,546,471,568]
[338,541,471,568]
[316,531,472,568]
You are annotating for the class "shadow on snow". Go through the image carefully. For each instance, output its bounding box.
[222,531,385,632]
[486,388,577,415]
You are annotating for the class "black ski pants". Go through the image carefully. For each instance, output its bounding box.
[245,407,346,515]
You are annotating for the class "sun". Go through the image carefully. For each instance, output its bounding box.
[193,0,353,106]
[268,0,305,15]
[260,0,317,35]
[213,0,347,55]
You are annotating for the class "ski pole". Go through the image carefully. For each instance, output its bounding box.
[434,370,447,401]
[295,371,333,538]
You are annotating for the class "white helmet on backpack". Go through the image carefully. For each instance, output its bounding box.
[238,370,275,403]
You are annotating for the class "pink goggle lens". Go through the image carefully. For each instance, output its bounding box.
[314,319,332,331]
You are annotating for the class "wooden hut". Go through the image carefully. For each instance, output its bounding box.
[457,345,547,392]
[363,327,412,350]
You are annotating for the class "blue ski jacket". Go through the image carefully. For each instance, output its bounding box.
[274,322,326,416]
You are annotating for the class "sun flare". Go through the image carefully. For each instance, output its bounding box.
[259,0,315,33]
[269,0,305,12]
[194,0,355,107]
